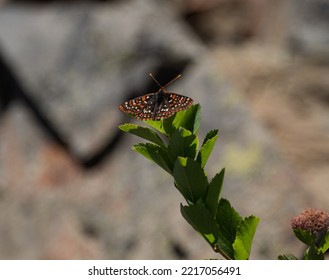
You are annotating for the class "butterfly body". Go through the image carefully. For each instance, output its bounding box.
[119,74,193,121]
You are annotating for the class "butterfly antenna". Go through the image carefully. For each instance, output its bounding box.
[149,73,182,88]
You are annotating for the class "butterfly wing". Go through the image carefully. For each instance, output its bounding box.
[118,93,155,115]
[167,92,193,113]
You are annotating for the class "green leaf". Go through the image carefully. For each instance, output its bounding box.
[233,216,260,260]
[180,204,219,246]
[304,244,324,260]
[144,117,173,136]
[205,169,225,216]
[214,199,242,259]
[196,129,219,168]
[119,123,166,147]
[292,228,316,246]
[316,230,329,254]
[133,143,173,174]
[173,157,208,203]
[144,104,201,137]
[168,128,198,162]
[216,199,242,242]
[172,104,201,135]
[278,254,299,260]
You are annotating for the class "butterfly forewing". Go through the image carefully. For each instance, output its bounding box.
[168,92,193,112]
[118,93,154,115]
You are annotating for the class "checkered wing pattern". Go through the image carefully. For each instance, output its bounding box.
[118,93,154,115]
[119,91,193,121]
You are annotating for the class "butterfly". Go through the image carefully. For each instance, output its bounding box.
[118,73,193,120]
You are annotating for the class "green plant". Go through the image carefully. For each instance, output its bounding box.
[119,104,259,260]
[279,208,329,260]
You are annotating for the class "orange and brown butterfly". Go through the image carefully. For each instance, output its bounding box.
[118,73,193,120]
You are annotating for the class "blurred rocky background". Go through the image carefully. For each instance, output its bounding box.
[0,0,328,259]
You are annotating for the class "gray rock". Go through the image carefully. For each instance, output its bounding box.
[289,0,329,62]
